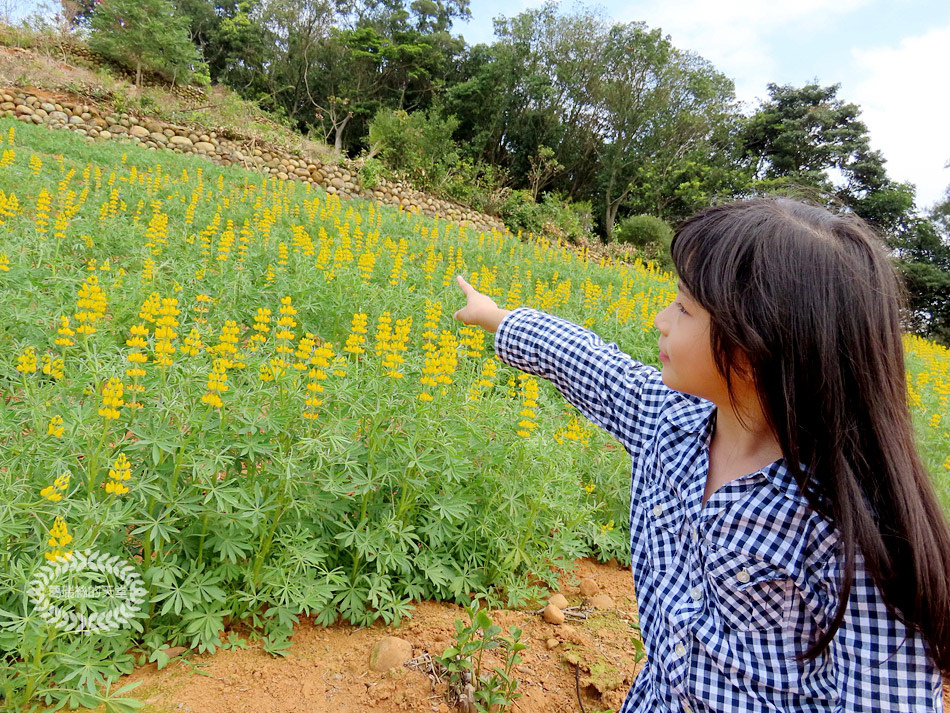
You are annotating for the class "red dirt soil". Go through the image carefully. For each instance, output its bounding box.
[102,558,642,713]
[100,557,950,713]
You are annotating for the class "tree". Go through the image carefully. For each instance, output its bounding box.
[592,24,739,235]
[171,0,270,89]
[890,188,950,344]
[448,5,741,235]
[740,83,915,233]
[88,0,207,87]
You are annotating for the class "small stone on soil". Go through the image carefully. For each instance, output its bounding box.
[369,636,413,672]
[579,578,599,596]
[543,604,565,625]
[548,593,569,609]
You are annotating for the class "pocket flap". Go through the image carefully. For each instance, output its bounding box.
[706,549,788,590]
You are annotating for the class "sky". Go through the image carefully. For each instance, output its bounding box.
[458,0,950,210]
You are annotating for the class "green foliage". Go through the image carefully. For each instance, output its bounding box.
[88,0,208,87]
[889,204,950,345]
[741,83,914,231]
[0,118,646,708]
[367,106,459,191]
[499,190,595,244]
[612,215,674,270]
[436,600,527,712]
[365,106,511,215]
[438,157,509,216]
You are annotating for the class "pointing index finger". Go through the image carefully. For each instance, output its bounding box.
[456,275,474,295]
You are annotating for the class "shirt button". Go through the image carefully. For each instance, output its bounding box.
[691,528,698,542]
[690,587,702,601]
[737,568,751,584]
[674,643,686,657]
[652,504,663,517]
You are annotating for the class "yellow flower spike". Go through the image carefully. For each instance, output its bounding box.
[45,516,73,562]
[16,347,37,374]
[41,470,71,501]
[105,454,132,496]
[47,415,65,438]
[41,353,64,379]
[98,377,124,420]
[73,276,108,336]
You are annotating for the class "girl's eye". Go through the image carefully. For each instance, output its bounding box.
[674,302,688,315]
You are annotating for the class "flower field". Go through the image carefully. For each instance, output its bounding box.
[0,117,947,711]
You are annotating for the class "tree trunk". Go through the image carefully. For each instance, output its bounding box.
[333,113,352,154]
[604,171,617,239]
[135,59,142,89]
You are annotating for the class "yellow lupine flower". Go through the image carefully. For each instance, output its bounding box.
[41,353,64,379]
[98,377,124,420]
[47,415,65,438]
[74,276,107,336]
[45,516,73,562]
[41,471,71,502]
[105,453,131,495]
[16,347,37,374]
[55,316,75,347]
[344,313,368,355]
[517,374,540,438]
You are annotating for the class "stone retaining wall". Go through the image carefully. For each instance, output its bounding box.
[0,87,507,235]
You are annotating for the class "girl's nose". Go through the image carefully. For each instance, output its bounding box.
[654,305,670,334]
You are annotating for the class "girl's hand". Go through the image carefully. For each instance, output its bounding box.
[453,275,512,333]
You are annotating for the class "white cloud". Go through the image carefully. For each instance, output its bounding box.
[850,26,950,208]
[616,0,872,106]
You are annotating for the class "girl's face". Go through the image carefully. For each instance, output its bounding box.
[654,284,730,405]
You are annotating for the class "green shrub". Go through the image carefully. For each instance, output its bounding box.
[613,214,674,270]
[500,190,594,244]
[366,106,459,192]
[439,158,510,216]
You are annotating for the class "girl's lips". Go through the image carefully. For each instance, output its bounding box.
[658,351,669,363]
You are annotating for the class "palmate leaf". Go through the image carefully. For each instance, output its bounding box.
[130,507,181,548]
[189,569,227,605]
[210,532,252,564]
[103,682,146,713]
[333,576,370,623]
[181,608,229,654]
[429,490,475,521]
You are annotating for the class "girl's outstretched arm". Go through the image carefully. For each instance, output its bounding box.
[453,275,666,453]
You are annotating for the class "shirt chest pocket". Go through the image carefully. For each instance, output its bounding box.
[705,549,792,632]
[643,484,684,571]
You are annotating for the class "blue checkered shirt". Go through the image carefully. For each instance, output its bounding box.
[495,308,944,712]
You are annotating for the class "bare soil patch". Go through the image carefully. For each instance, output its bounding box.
[103,558,643,713]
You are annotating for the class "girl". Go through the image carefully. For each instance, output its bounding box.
[453,198,950,712]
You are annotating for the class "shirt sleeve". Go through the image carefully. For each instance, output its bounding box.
[821,553,945,712]
[493,307,662,454]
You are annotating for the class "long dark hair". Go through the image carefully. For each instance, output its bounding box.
[670,197,950,671]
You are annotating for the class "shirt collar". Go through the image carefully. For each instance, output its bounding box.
[664,394,811,507]
[663,394,715,436]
